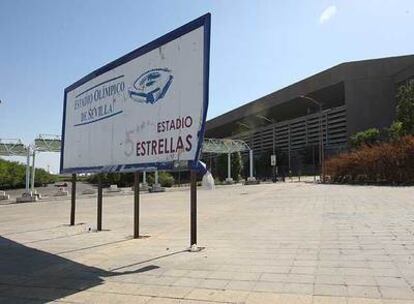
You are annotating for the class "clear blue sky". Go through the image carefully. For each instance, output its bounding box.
[1,0,414,172]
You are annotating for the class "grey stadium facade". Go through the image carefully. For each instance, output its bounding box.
[204,55,414,178]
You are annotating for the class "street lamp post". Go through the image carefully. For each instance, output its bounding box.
[299,95,325,183]
[256,115,277,182]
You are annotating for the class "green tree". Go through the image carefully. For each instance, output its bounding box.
[34,167,57,186]
[215,153,243,181]
[216,154,228,181]
[231,152,243,181]
[0,158,56,189]
[395,80,414,135]
[158,172,174,187]
[350,128,381,148]
[144,172,174,187]
[386,121,405,141]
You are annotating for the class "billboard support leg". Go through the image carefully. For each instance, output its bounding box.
[97,174,103,231]
[70,174,76,226]
[190,170,197,247]
[134,172,140,239]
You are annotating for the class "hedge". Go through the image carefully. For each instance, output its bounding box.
[0,158,56,189]
[325,136,414,184]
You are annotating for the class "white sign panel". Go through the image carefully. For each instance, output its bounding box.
[271,154,276,166]
[61,14,210,174]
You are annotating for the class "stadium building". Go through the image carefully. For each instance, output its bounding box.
[205,55,414,178]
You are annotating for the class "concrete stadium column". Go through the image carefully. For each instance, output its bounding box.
[225,153,234,184]
[25,147,30,193]
[16,146,37,203]
[227,153,231,179]
[140,171,149,191]
[155,170,159,184]
[150,170,165,192]
[249,149,253,178]
[245,149,258,185]
[30,150,36,194]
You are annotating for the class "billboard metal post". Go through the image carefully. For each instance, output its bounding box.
[97,174,103,231]
[190,170,197,247]
[70,174,76,226]
[134,172,140,238]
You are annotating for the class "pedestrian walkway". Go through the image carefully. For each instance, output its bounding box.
[0,183,413,303]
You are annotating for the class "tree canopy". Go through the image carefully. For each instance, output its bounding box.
[0,158,56,189]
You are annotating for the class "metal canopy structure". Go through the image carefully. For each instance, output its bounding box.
[34,134,61,152]
[0,139,28,156]
[202,138,250,154]
[0,135,62,200]
[202,138,256,183]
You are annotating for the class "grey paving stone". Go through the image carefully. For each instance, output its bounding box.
[225,280,257,291]
[253,281,285,292]
[314,284,347,297]
[0,183,413,303]
[344,275,377,286]
[316,275,344,285]
[375,276,410,287]
[283,282,313,295]
[379,286,414,300]
[346,285,381,299]
[197,278,229,290]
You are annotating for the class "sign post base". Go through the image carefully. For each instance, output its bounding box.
[189,244,202,252]
[245,177,260,185]
[149,184,165,193]
[224,178,234,184]
[0,191,10,201]
[16,192,38,203]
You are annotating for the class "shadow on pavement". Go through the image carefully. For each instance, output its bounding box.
[0,236,159,303]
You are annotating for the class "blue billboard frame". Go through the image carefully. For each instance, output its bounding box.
[60,13,211,174]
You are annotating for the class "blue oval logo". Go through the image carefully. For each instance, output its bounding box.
[128,68,173,104]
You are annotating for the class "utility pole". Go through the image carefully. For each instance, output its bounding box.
[256,115,277,182]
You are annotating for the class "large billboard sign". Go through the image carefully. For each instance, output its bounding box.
[60,14,210,174]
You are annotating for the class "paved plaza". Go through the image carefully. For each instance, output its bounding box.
[1,182,414,303]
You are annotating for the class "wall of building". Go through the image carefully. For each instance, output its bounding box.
[345,77,395,137]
